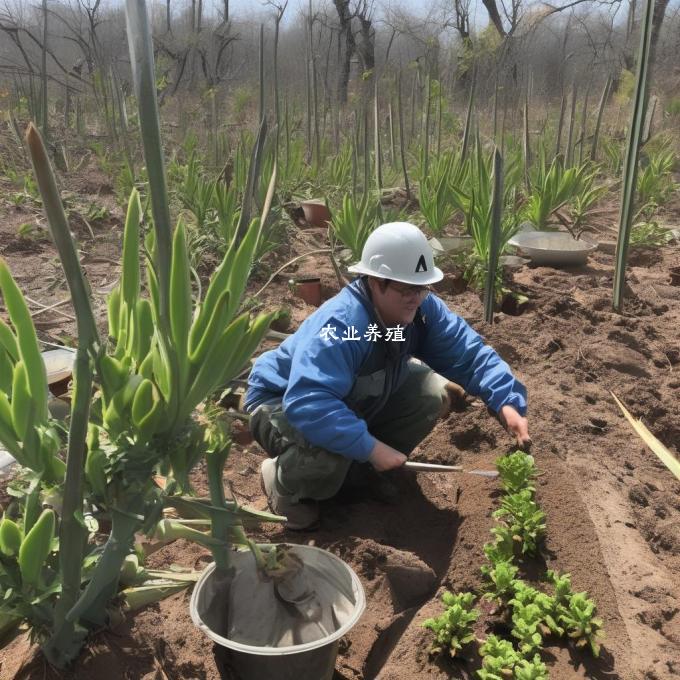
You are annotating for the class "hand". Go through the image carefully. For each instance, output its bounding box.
[442,381,469,416]
[499,405,531,450]
[368,440,407,472]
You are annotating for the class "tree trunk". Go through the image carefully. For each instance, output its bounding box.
[41,0,48,139]
[332,0,355,105]
[481,0,506,38]
[166,0,171,33]
[649,0,670,70]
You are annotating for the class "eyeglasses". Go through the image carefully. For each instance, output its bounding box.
[388,281,432,300]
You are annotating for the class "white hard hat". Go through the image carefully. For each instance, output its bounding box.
[348,222,444,285]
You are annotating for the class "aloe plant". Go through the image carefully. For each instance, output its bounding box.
[525,154,594,230]
[636,145,676,205]
[0,0,285,666]
[178,153,215,229]
[330,192,382,261]
[418,163,458,236]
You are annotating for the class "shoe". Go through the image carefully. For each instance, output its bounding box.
[260,458,319,531]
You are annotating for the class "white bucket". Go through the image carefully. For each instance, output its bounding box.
[190,544,365,680]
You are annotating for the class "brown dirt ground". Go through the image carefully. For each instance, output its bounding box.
[0,122,679,679]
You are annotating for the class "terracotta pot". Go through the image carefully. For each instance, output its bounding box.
[295,277,322,306]
[669,266,680,287]
[300,200,331,228]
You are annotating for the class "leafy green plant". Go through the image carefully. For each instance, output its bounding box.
[558,591,604,657]
[493,489,546,556]
[477,634,520,679]
[325,141,353,192]
[513,654,548,679]
[85,202,110,222]
[422,591,480,657]
[482,560,518,604]
[484,524,517,564]
[510,581,563,637]
[546,569,572,606]
[496,451,538,495]
[630,211,672,247]
[511,602,544,655]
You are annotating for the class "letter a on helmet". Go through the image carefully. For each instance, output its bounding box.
[347,222,443,285]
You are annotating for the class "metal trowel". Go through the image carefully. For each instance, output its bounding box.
[405,461,499,478]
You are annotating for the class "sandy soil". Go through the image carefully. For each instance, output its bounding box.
[0,122,679,679]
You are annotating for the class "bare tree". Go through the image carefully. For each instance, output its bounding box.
[332,0,356,104]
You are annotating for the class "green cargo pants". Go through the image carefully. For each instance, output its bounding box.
[249,360,448,502]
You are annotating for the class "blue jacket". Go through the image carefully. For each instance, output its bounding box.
[245,279,527,462]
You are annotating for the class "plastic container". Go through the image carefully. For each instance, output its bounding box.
[507,231,598,265]
[190,545,365,680]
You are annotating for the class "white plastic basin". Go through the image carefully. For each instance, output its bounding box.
[508,231,598,265]
[42,348,76,384]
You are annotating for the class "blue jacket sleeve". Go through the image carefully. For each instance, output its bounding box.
[282,317,377,461]
[415,295,528,415]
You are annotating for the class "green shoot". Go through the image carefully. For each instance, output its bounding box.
[422,591,480,658]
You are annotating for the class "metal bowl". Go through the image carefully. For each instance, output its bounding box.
[507,231,598,266]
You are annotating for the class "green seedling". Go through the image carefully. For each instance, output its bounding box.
[422,591,480,658]
[496,451,538,495]
[630,212,672,247]
[558,591,604,657]
[511,602,544,655]
[510,581,563,637]
[493,489,546,556]
[477,634,520,679]
[484,524,517,564]
[546,569,572,606]
[481,560,518,605]
[513,654,548,679]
